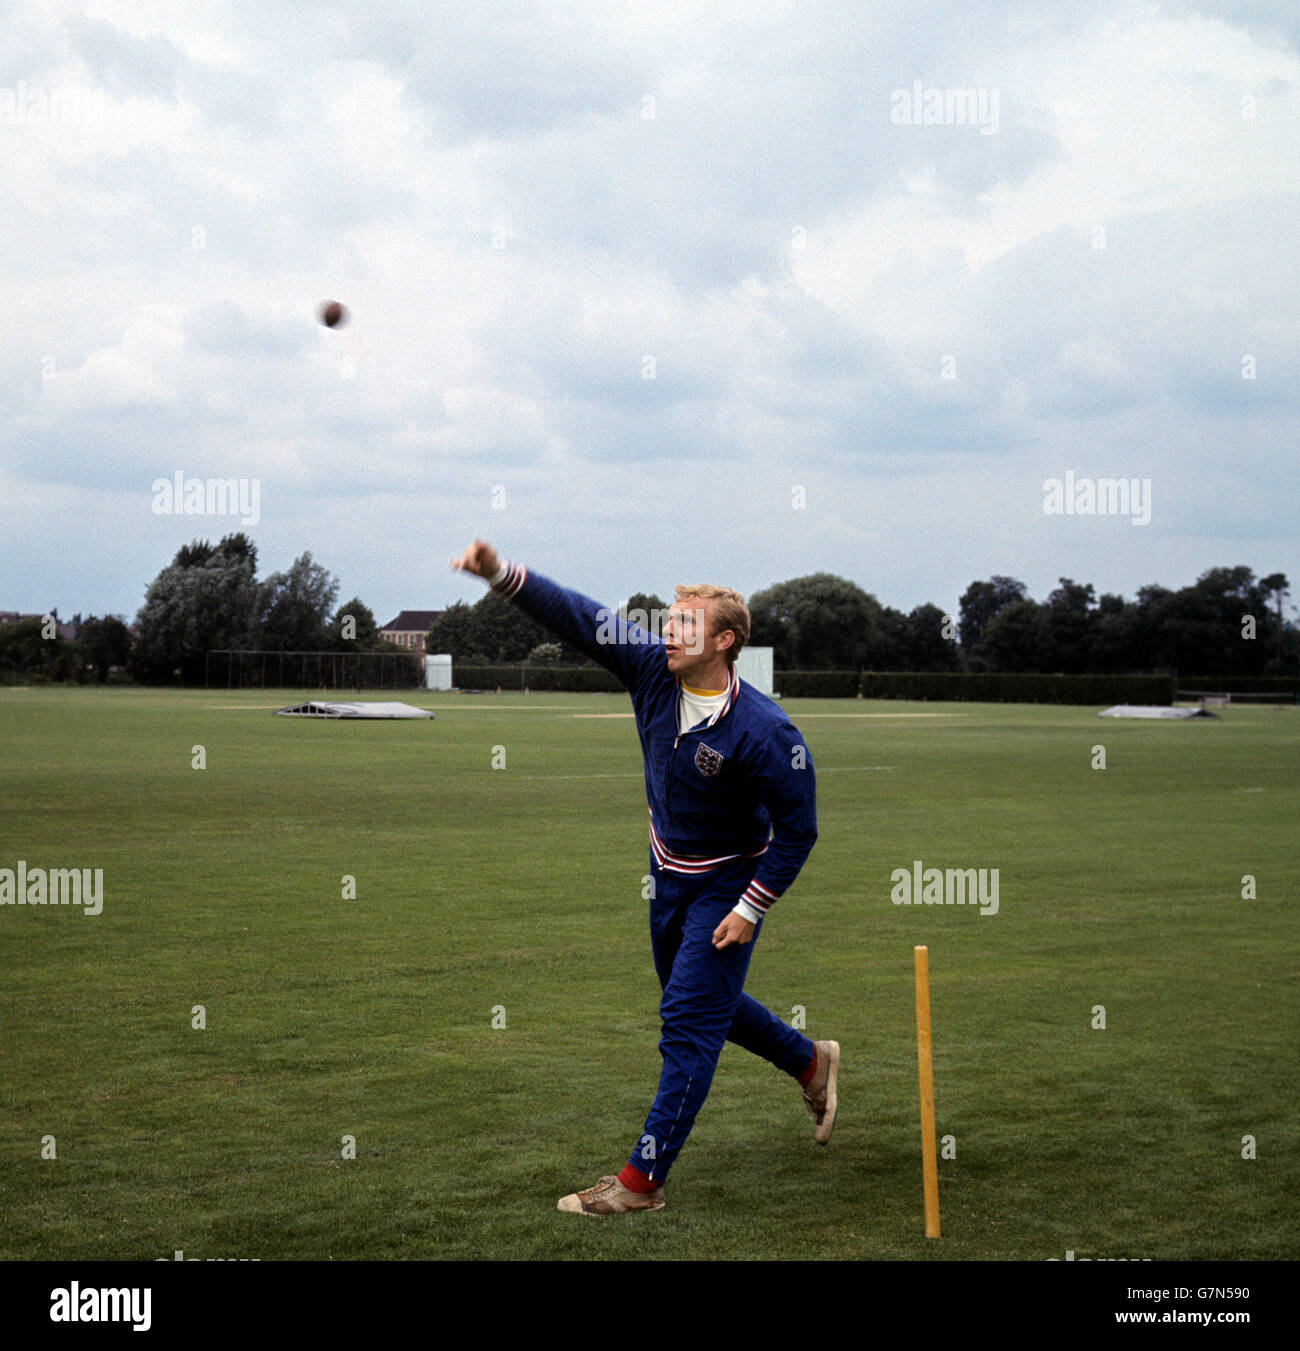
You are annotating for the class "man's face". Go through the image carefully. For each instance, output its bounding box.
[663,599,720,677]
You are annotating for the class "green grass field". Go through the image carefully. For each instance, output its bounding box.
[1,686,1296,1261]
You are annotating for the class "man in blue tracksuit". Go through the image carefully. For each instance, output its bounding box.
[451,539,839,1215]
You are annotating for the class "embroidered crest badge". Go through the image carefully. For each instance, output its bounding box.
[695,743,723,777]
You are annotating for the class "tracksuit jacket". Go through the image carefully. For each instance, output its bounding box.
[491,561,818,918]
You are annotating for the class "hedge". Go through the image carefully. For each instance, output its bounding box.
[453,664,625,693]
[1177,675,1300,695]
[857,672,1176,704]
[449,665,1185,704]
[774,670,860,698]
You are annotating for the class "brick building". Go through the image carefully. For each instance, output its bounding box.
[379,610,442,662]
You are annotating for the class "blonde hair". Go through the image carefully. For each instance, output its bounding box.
[673,583,750,664]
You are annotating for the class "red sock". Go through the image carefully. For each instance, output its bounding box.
[618,1163,659,1193]
[797,1045,818,1086]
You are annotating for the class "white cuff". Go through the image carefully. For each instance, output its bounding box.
[732,899,763,926]
[488,560,508,586]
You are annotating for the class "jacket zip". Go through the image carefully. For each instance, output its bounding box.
[665,697,706,831]
[665,718,679,831]
[664,672,736,837]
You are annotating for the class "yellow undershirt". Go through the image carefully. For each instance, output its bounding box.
[679,680,728,735]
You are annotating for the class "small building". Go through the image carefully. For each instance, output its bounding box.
[379,610,442,662]
[424,654,452,690]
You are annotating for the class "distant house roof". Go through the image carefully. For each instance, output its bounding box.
[380,610,443,632]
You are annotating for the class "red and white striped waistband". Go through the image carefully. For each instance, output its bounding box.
[648,811,768,875]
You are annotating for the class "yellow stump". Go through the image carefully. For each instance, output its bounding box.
[914,944,941,1238]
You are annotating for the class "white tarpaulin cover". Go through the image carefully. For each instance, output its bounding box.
[275,702,435,719]
[1098,705,1212,719]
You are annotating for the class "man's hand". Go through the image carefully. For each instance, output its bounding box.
[712,912,755,949]
[451,538,501,580]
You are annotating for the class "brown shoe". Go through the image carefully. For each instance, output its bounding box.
[801,1039,840,1144]
[557,1174,667,1216]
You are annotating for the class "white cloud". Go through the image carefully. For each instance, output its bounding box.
[1,0,1295,626]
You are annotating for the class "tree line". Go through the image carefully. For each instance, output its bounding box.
[1,536,1294,683]
[431,566,1295,677]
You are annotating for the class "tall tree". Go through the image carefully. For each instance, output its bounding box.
[748,574,882,669]
[257,553,340,652]
[1091,593,1144,673]
[977,599,1046,673]
[76,615,132,682]
[469,589,550,662]
[1260,573,1291,673]
[426,602,484,663]
[1042,578,1097,673]
[621,591,669,640]
[329,598,380,650]
[959,576,1028,655]
[133,535,261,682]
[903,603,962,672]
[869,606,911,671]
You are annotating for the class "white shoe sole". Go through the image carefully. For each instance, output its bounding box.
[816,1040,840,1145]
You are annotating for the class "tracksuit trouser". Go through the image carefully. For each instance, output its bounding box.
[625,853,815,1184]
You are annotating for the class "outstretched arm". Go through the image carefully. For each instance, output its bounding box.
[450,538,663,693]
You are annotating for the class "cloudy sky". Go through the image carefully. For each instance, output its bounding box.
[2,0,1297,629]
